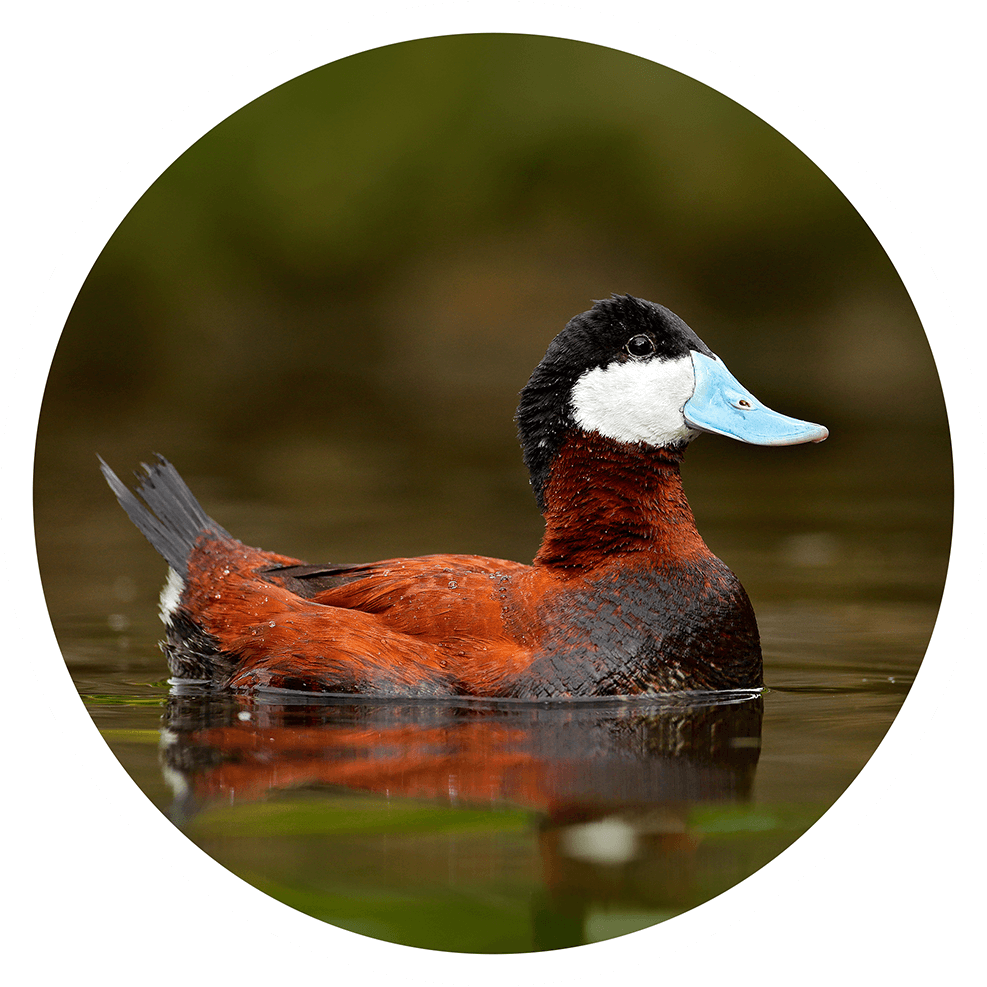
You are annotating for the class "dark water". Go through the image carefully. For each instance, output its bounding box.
[36,420,950,953]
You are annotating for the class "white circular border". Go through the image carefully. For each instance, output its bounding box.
[0,0,985,987]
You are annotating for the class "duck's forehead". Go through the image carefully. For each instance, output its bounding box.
[649,305,713,357]
[552,300,712,371]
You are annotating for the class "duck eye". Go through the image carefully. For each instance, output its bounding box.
[625,334,655,358]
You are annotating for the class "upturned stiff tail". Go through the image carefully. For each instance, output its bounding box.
[99,455,230,577]
[100,455,244,682]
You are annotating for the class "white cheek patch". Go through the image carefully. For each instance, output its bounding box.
[570,354,701,447]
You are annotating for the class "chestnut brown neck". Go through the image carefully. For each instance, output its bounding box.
[533,431,709,571]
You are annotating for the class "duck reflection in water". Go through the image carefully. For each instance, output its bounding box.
[160,688,763,942]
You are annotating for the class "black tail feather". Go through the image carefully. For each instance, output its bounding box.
[99,455,231,576]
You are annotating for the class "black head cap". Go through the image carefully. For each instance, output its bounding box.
[515,294,713,511]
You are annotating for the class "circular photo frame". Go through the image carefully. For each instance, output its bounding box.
[3,3,984,985]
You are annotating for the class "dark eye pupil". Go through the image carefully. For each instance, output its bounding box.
[626,334,654,357]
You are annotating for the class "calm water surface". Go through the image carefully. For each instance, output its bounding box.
[37,425,949,953]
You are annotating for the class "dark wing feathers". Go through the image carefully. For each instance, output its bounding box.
[257,561,378,597]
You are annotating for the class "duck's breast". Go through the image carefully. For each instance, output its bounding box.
[508,554,761,698]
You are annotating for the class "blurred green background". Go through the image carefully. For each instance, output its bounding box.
[36,31,950,616]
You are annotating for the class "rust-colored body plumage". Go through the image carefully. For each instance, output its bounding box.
[152,432,759,698]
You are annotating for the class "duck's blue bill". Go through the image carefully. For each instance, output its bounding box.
[684,351,829,446]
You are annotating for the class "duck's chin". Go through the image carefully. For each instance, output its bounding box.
[663,427,703,451]
[618,433,698,461]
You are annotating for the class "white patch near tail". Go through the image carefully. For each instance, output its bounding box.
[159,567,185,626]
